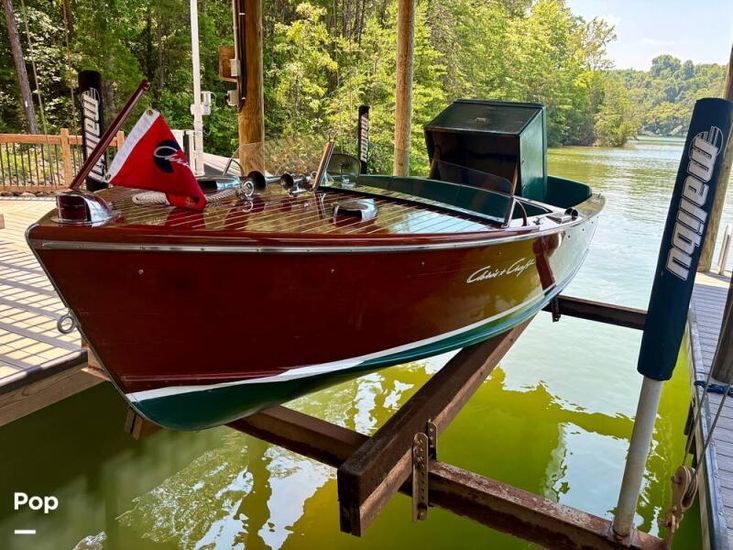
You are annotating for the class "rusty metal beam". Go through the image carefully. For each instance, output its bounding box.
[427,462,663,550]
[120,301,664,549]
[123,388,664,548]
[544,295,646,330]
[337,321,530,536]
[224,405,663,549]
[230,406,367,467]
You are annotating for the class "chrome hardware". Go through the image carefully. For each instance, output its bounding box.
[280,173,296,191]
[547,212,573,223]
[57,312,77,334]
[333,199,378,222]
[240,179,255,198]
[196,174,240,192]
[280,173,312,196]
[53,192,118,226]
[238,171,282,198]
[244,171,268,195]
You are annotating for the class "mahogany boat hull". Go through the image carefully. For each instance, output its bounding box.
[28,185,602,430]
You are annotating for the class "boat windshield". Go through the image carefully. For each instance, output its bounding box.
[428,159,514,195]
[220,145,560,228]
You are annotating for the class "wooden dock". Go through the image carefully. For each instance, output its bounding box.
[689,271,733,550]
[0,199,99,426]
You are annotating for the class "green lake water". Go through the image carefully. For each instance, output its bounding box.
[2,139,723,549]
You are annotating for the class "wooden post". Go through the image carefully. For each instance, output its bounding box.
[699,44,733,272]
[711,277,733,382]
[718,224,732,275]
[115,130,125,149]
[392,0,415,177]
[236,0,265,174]
[59,128,73,185]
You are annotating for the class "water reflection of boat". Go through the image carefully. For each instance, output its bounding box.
[27,100,603,430]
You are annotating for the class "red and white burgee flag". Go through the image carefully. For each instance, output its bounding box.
[106,110,206,210]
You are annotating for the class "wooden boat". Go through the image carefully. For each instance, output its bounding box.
[27,100,604,430]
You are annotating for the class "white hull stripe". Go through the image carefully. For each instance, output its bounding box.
[106,110,160,181]
[126,285,555,404]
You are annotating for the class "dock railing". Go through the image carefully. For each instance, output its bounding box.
[0,130,125,192]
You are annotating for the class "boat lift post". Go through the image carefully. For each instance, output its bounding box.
[613,377,664,538]
[612,98,733,539]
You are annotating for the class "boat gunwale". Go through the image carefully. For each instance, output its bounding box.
[27,181,604,254]
[28,203,602,254]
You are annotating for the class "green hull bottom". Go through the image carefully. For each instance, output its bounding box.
[131,287,560,431]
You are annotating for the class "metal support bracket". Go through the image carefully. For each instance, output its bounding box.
[551,297,561,322]
[412,420,437,521]
[338,323,530,536]
[412,432,429,521]
[426,420,437,460]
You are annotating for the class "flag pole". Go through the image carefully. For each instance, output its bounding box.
[69,80,150,191]
[189,0,205,176]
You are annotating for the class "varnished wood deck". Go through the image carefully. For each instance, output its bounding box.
[0,199,98,426]
[690,271,733,550]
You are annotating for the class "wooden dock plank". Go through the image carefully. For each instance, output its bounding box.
[690,271,733,549]
[0,356,99,427]
[0,199,99,425]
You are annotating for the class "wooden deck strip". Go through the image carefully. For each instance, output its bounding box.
[97,185,494,236]
[0,199,99,426]
[690,271,733,549]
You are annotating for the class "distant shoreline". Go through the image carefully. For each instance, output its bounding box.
[550,135,686,150]
[631,135,687,144]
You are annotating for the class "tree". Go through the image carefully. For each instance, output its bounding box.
[270,3,337,135]
[2,0,37,133]
[594,75,639,146]
[2,0,716,151]
[620,56,726,136]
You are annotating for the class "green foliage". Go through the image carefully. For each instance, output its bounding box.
[594,75,639,146]
[271,3,337,135]
[618,55,727,136]
[0,0,726,172]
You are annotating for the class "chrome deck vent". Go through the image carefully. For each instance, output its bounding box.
[333,199,378,222]
[53,192,118,226]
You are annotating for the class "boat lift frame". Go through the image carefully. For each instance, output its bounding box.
[122,295,664,550]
